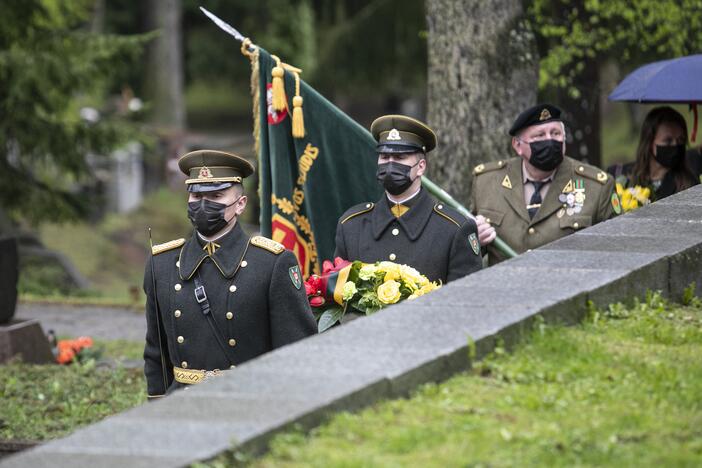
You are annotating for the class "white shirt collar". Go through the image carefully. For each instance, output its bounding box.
[386,187,421,204]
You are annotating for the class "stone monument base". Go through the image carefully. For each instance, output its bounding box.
[0,319,53,364]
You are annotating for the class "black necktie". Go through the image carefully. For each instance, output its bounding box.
[527,180,546,219]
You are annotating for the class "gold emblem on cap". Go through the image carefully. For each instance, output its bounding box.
[539,109,552,121]
[501,175,512,189]
[198,166,213,179]
[387,128,402,141]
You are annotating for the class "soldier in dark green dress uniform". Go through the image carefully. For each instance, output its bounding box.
[143,150,316,399]
[471,104,618,265]
[334,115,482,283]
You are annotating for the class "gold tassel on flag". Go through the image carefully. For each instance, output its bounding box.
[292,72,305,139]
[271,54,286,111]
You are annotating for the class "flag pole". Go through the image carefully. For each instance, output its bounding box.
[421,178,518,259]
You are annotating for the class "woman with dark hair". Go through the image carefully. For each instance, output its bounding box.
[608,106,698,200]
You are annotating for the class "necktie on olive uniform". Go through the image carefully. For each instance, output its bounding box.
[527,180,546,219]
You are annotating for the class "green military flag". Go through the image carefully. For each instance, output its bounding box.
[247,47,382,278]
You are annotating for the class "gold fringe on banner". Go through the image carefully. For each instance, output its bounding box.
[291,72,305,139]
[242,38,261,157]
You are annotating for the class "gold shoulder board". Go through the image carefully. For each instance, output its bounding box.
[575,164,609,185]
[433,204,460,227]
[473,160,505,175]
[250,236,285,254]
[341,203,374,224]
[152,238,185,255]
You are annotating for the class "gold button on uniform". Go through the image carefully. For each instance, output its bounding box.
[229,285,237,293]
[181,361,188,369]
[366,203,371,208]
[174,283,181,291]
[176,261,180,268]
[392,228,399,236]
[573,222,579,229]
[174,310,181,318]
[241,260,248,268]
[230,365,236,369]
[226,312,233,320]
[228,339,236,347]
[486,218,491,224]
[578,166,585,172]
[177,336,184,344]
[528,227,535,235]
[389,253,397,261]
[437,204,443,209]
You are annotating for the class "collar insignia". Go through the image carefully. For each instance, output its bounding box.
[562,179,574,193]
[501,175,512,189]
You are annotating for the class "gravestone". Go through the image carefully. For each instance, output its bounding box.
[0,236,53,364]
[0,319,53,364]
[0,236,18,324]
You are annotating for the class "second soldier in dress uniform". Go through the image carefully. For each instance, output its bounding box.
[334,115,482,283]
[143,150,316,399]
[471,104,618,265]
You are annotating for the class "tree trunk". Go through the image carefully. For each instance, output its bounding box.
[555,58,602,167]
[426,0,538,204]
[144,0,186,188]
[144,0,185,130]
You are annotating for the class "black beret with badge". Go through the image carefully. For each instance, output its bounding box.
[370,114,437,154]
[508,104,563,136]
[178,149,255,193]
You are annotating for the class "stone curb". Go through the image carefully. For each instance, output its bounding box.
[3,185,701,468]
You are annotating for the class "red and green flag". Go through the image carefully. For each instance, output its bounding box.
[248,47,381,277]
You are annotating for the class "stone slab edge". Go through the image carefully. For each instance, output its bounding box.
[3,185,702,468]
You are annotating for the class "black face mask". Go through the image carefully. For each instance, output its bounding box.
[654,144,685,169]
[376,161,419,196]
[187,198,239,237]
[527,139,564,172]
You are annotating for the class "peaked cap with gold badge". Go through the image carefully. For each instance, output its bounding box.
[371,115,437,154]
[178,149,255,193]
[508,104,563,136]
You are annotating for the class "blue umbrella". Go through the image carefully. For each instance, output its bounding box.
[609,54,702,140]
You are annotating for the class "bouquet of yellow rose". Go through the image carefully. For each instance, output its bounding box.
[306,259,441,332]
[615,183,651,212]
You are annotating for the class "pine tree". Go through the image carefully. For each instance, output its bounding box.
[0,0,149,226]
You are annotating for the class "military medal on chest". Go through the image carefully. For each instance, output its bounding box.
[558,179,585,216]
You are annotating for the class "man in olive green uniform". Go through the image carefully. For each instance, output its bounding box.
[471,104,619,265]
[143,150,316,399]
[334,115,482,283]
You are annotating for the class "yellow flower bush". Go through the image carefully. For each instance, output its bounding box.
[616,183,651,213]
[377,280,402,304]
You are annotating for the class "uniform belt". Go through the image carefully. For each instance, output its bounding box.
[173,366,226,385]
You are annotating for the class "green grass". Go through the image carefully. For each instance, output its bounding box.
[220,292,702,467]
[21,187,192,303]
[0,340,146,441]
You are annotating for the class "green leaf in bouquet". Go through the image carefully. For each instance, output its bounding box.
[347,261,363,283]
[318,306,346,333]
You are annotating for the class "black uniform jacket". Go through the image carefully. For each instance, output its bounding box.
[333,188,482,283]
[143,222,316,398]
